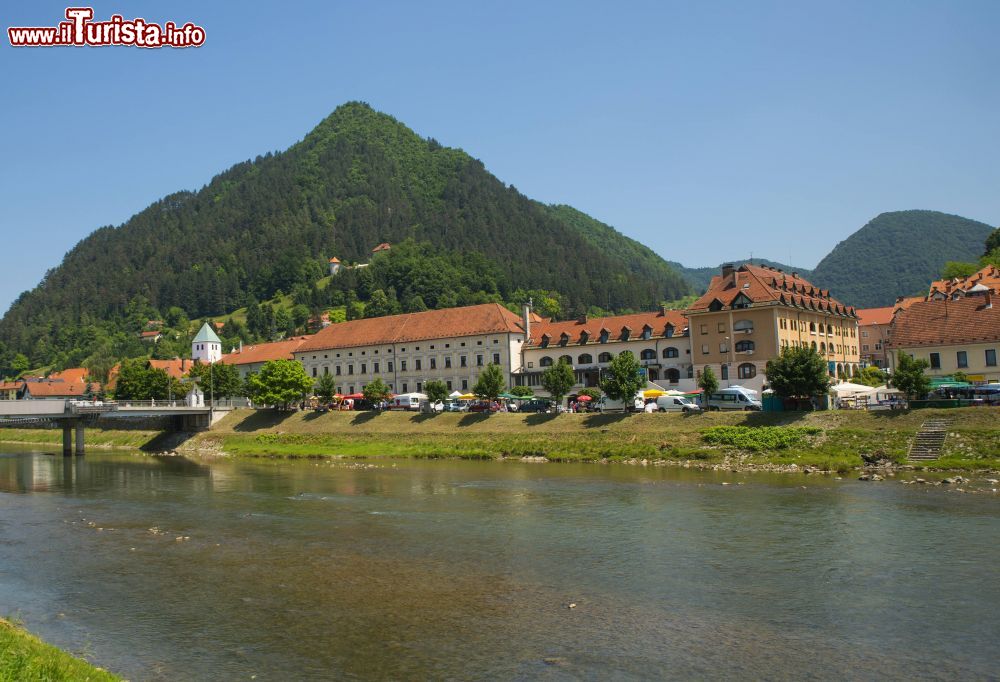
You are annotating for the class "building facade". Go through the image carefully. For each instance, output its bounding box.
[294,303,528,395]
[192,323,222,364]
[685,264,860,393]
[856,306,894,368]
[516,309,695,396]
[220,337,310,379]
[886,293,1000,384]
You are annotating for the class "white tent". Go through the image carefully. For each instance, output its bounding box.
[448,390,465,399]
[829,381,876,397]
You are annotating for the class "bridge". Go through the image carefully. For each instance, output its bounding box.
[0,400,223,455]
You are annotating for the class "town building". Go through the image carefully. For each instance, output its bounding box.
[192,322,222,364]
[685,264,860,392]
[515,309,695,395]
[294,303,528,395]
[856,306,894,368]
[0,381,22,400]
[18,378,91,400]
[886,292,1000,384]
[149,358,197,380]
[928,264,1000,300]
[139,330,163,343]
[220,337,311,379]
[328,257,342,276]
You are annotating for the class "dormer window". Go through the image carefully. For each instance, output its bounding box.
[709,299,724,312]
[579,331,590,344]
[599,330,610,343]
[540,334,550,348]
[641,325,652,340]
[732,293,752,309]
[665,324,675,338]
[559,333,570,347]
[620,327,631,341]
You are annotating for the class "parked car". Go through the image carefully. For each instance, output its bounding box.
[517,399,552,413]
[468,401,501,413]
[703,386,762,411]
[419,400,444,413]
[443,400,469,412]
[656,395,702,413]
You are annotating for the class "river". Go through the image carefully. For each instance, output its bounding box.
[0,446,998,680]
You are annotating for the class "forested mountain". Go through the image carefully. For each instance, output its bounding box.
[669,259,809,294]
[0,102,690,370]
[808,210,995,308]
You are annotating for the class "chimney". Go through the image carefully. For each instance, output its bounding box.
[521,301,532,341]
[578,314,587,324]
[660,305,668,316]
[792,272,799,279]
[240,339,244,353]
[986,292,993,310]
[721,263,735,278]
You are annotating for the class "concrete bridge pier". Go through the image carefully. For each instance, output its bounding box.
[75,422,85,456]
[62,424,72,456]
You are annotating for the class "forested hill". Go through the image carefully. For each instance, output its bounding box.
[669,259,809,294]
[0,102,689,365]
[808,210,995,308]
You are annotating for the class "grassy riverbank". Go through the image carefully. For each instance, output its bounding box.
[189,407,1000,472]
[0,618,120,681]
[2,408,996,472]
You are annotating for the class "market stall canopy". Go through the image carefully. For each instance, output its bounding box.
[448,390,465,398]
[343,393,365,400]
[576,394,593,402]
[643,389,666,398]
[829,381,876,397]
[459,393,476,400]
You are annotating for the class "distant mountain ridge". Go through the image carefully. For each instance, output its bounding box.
[669,259,810,295]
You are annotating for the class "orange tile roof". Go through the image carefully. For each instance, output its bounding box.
[0,381,22,391]
[928,265,1000,298]
[149,358,196,380]
[856,306,895,327]
[297,303,526,353]
[527,309,688,348]
[21,381,91,398]
[220,337,310,366]
[372,243,391,253]
[48,367,89,384]
[888,296,1000,348]
[689,264,856,316]
[329,257,340,263]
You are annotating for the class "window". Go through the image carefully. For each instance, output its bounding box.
[460,356,467,368]
[598,352,613,363]
[733,319,753,333]
[721,365,729,380]
[957,351,968,369]
[311,367,317,377]
[430,358,436,369]
[578,353,593,364]
[447,381,453,390]
[929,353,941,369]
[387,361,394,372]
[476,355,484,367]
[461,379,468,391]
[735,340,754,352]
[665,324,675,338]
[701,344,709,355]
[401,360,407,371]
[493,353,500,364]
[540,356,554,367]
[663,347,679,359]
[987,349,997,367]
[445,357,451,369]
[640,349,656,360]
[415,359,421,371]
[336,366,342,376]
[361,363,367,374]
[717,323,726,333]
[862,330,869,338]
[738,363,756,379]
[641,326,652,340]
[810,322,816,334]
[862,344,869,352]
[348,365,354,375]
[719,342,728,353]
[402,383,408,392]
[700,324,708,335]
[374,362,379,373]
[416,382,422,392]
[559,355,573,365]
[665,368,680,384]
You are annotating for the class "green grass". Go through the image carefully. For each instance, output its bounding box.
[0,428,161,449]
[0,618,121,681]
[701,425,822,451]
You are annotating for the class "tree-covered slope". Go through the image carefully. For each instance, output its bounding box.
[669,259,809,294]
[0,102,689,363]
[808,210,995,307]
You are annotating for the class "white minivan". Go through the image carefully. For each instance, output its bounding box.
[704,386,762,411]
[390,392,428,411]
[596,393,645,412]
[655,395,702,413]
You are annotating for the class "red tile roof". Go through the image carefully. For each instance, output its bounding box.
[21,381,91,398]
[140,330,162,338]
[527,309,688,348]
[888,295,1000,348]
[220,337,310,366]
[149,358,196,380]
[689,264,856,316]
[48,367,89,384]
[928,265,1000,299]
[297,303,526,352]
[329,257,341,263]
[0,381,22,392]
[856,306,895,327]
[372,243,391,253]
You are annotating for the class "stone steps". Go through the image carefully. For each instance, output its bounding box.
[908,420,951,461]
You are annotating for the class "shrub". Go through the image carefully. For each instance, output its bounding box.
[701,425,821,451]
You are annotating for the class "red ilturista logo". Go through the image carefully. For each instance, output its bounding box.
[8,7,206,48]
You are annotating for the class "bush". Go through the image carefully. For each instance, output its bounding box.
[701,425,821,451]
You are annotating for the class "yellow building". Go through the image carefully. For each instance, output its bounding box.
[685,264,860,392]
[886,294,1000,384]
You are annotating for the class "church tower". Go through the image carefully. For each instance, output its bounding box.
[192,322,222,364]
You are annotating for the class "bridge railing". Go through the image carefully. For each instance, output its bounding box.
[115,398,249,410]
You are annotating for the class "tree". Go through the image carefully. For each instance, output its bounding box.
[856,365,887,387]
[363,377,392,406]
[10,353,29,377]
[891,353,931,400]
[245,359,313,409]
[984,227,1000,257]
[940,261,978,280]
[185,361,243,399]
[472,363,506,402]
[113,358,185,401]
[510,385,534,398]
[951,370,969,384]
[698,366,719,396]
[424,379,449,403]
[315,372,337,402]
[541,359,575,406]
[765,347,830,398]
[600,350,643,407]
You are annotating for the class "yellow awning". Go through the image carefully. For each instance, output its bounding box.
[643,389,666,398]
[459,393,476,400]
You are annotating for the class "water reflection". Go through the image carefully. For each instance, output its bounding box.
[0,448,997,680]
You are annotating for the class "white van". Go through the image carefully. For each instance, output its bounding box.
[390,392,428,411]
[655,395,702,413]
[596,393,645,412]
[704,386,762,411]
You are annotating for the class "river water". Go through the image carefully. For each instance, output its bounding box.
[0,447,998,681]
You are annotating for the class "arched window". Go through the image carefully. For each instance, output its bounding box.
[721,364,729,380]
[733,319,754,333]
[809,322,816,333]
[663,347,679,359]
[539,356,554,367]
[640,349,656,360]
[578,353,593,365]
[735,340,754,352]
[665,368,680,384]
[687,365,694,378]
[559,355,573,366]
[598,352,613,363]
[738,363,756,379]
[819,342,826,353]
[811,341,817,351]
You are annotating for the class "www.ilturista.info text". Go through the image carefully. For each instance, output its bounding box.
[8,7,205,48]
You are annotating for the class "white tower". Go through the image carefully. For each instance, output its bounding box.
[329,257,341,276]
[192,322,222,364]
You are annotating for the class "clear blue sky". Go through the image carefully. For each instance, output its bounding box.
[2,0,998,315]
